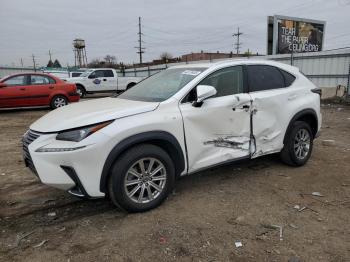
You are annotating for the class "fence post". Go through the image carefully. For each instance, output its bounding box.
[347,63,350,98]
[148,66,150,77]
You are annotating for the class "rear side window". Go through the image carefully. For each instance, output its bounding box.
[247,65,284,92]
[280,69,296,87]
[30,75,56,85]
[71,72,82,77]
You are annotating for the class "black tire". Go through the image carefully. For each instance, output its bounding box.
[108,144,175,212]
[50,95,68,109]
[76,85,86,98]
[126,82,136,89]
[280,121,313,166]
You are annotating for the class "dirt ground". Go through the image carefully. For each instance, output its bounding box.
[0,102,349,262]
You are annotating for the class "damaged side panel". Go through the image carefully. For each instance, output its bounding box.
[179,94,252,173]
[250,88,299,158]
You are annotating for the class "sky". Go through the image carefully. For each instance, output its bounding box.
[0,0,349,67]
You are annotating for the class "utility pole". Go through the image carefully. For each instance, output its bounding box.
[32,54,36,72]
[48,50,52,61]
[20,58,24,68]
[233,27,243,55]
[135,16,145,64]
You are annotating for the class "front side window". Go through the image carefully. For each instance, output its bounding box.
[247,65,284,92]
[4,75,27,86]
[81,70,93,77]
[94,70,105,78]
[118,67,206,102]
[199,66,243,97]
[103,70,114,77]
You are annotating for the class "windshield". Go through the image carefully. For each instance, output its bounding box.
[118,67,206,102]
[80,70,93,77]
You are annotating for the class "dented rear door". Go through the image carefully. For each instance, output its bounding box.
[246,65,298,158]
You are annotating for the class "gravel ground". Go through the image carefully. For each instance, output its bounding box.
[0,102,349,262]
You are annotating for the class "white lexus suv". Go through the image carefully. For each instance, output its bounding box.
[23,60,321,212]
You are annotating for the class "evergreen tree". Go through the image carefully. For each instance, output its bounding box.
[47,60,54,67]
[53,59,62,68]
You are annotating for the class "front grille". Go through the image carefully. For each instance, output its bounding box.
[22,130,40,175]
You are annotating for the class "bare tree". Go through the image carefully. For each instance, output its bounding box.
[88,58,102,68]
[160,52,173,61]
[104,55,117,64]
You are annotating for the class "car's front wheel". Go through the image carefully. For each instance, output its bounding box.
[50,95,68,109]
[76,85,86,98]
[108,144,175,212]
[280,121,313,166]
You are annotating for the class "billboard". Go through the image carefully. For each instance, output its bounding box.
[267,15,326,55]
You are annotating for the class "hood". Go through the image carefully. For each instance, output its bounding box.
[30,97,159,132]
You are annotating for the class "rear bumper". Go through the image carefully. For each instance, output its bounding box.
[68,92,80,102]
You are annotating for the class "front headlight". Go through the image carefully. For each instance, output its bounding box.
[56,121,113,142]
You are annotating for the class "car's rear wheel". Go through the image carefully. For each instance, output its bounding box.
[280,121,313,166]
[51,95,68,109]
[108,144,175,212]
[76,85,85,98]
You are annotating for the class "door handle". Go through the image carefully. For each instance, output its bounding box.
[20,88,25,91]
[232,104,250,111]
[103,79,107,81]
[49,86,54,89]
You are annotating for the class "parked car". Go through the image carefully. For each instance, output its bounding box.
[41,69,86,80]
[23,60,321,212]
[0,73,79,109]
[65,68,143,97]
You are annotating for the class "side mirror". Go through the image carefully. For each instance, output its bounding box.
[193,85,217,107]
[0,83,7,88]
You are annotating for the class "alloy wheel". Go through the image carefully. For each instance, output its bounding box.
[294,128,311,160]
[124,157,167,204]
[54,97,67,108]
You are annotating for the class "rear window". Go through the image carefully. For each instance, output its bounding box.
[247,65,285,92]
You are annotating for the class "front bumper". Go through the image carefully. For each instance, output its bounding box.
[22,129,111,198]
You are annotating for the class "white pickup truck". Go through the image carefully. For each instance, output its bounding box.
[65,68,143,97]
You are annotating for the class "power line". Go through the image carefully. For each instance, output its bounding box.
[233,27,243,55]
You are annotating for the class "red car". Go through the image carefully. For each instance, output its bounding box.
[0,73,79,109]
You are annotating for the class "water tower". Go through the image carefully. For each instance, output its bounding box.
[73,39,88,68]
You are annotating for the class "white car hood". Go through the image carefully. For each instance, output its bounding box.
[31,97,159,132]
